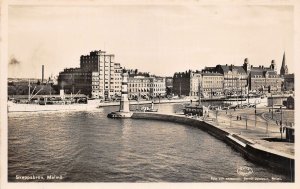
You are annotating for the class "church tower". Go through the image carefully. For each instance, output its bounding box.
[243,58,251,73]
[270,60,277,73]
[280,52,288,76]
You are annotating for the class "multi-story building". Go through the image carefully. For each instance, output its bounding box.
[190,71,202,96]
[283,74,294,91]
[173,71,191,96]
[248,59,280,93]
[165,77,173,95]
[128,76,151,99]
[173,70,201,97]
[58,50,122,99]
[201,72,224,97]
[214,64,247,95]
[202,57,281,95]
[127,75,166,99]
[150,77,166,97]
[57,68,92,95]
[249,70,281,92]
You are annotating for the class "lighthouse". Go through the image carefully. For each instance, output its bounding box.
[107,71,133,118]
[120,72,130,112]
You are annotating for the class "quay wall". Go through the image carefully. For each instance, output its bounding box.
[131,112,294,178]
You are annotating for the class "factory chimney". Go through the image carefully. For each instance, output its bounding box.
[42,65,44,84]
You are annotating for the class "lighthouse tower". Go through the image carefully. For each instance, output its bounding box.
[120,72,130,112]
[107,71,133,118]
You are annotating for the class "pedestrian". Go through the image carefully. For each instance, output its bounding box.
[237,115,239,120]
[239,116,242,120]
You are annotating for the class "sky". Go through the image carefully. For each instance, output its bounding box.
[8,4,294,78]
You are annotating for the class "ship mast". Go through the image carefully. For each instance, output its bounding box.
[198,77,202,107]
[28,79,31,102]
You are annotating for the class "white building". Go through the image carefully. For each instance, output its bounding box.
[150,77,166,97]
[127,76,166,99]
[190,72,202,96]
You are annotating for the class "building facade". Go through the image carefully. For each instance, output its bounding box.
[249,70,281,92]
[173,71,191,96]
[165,77,173,96]
[201,72,224,97]
[190,71,202,96]
[57,68,92,96]
[249,59,281,93]
[202,57,282,95]
[150,77,166,97]
[283,74,294,91]
[127,76,166,99]
[128,76,151,99]
[215,64,247,95]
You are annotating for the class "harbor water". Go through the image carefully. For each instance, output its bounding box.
[8,104,292,182]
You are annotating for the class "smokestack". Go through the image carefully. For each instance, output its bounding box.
[42,65,44,83]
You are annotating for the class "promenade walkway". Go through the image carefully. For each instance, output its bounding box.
[206,107,294,156]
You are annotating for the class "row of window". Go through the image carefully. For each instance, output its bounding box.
[129,88,166,93]
[92,89,121,93]
[203,77,223,80]
[203,85,223,88]
[128,83,165,87]
[252,75,278,78]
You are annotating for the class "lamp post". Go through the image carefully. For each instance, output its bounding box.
[245,115,248,130]
[280,106,283,140]
[271,93,274,119]
[216,109,218,125]
[254,100,257,127]
[229,111,232,127]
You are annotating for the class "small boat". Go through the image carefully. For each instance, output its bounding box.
[107,112,122,118]
[107,111,133,118]
[140,102,158,112]
[140,106,158,112]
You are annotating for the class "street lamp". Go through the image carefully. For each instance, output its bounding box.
[254,100,257,127]
[271,93,274,119]
[280,106,283,140]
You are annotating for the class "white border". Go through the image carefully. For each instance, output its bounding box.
[1,0,299,189]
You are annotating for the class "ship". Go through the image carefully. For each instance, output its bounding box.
[182,79,209,117]
[8,81,100,113]
[7,99,99,113]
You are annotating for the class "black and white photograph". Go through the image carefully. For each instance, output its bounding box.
[0,0,298,188]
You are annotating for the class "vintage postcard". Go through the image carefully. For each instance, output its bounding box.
[0,0,299,189]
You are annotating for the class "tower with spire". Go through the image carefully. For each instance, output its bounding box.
[280,52,288,76]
